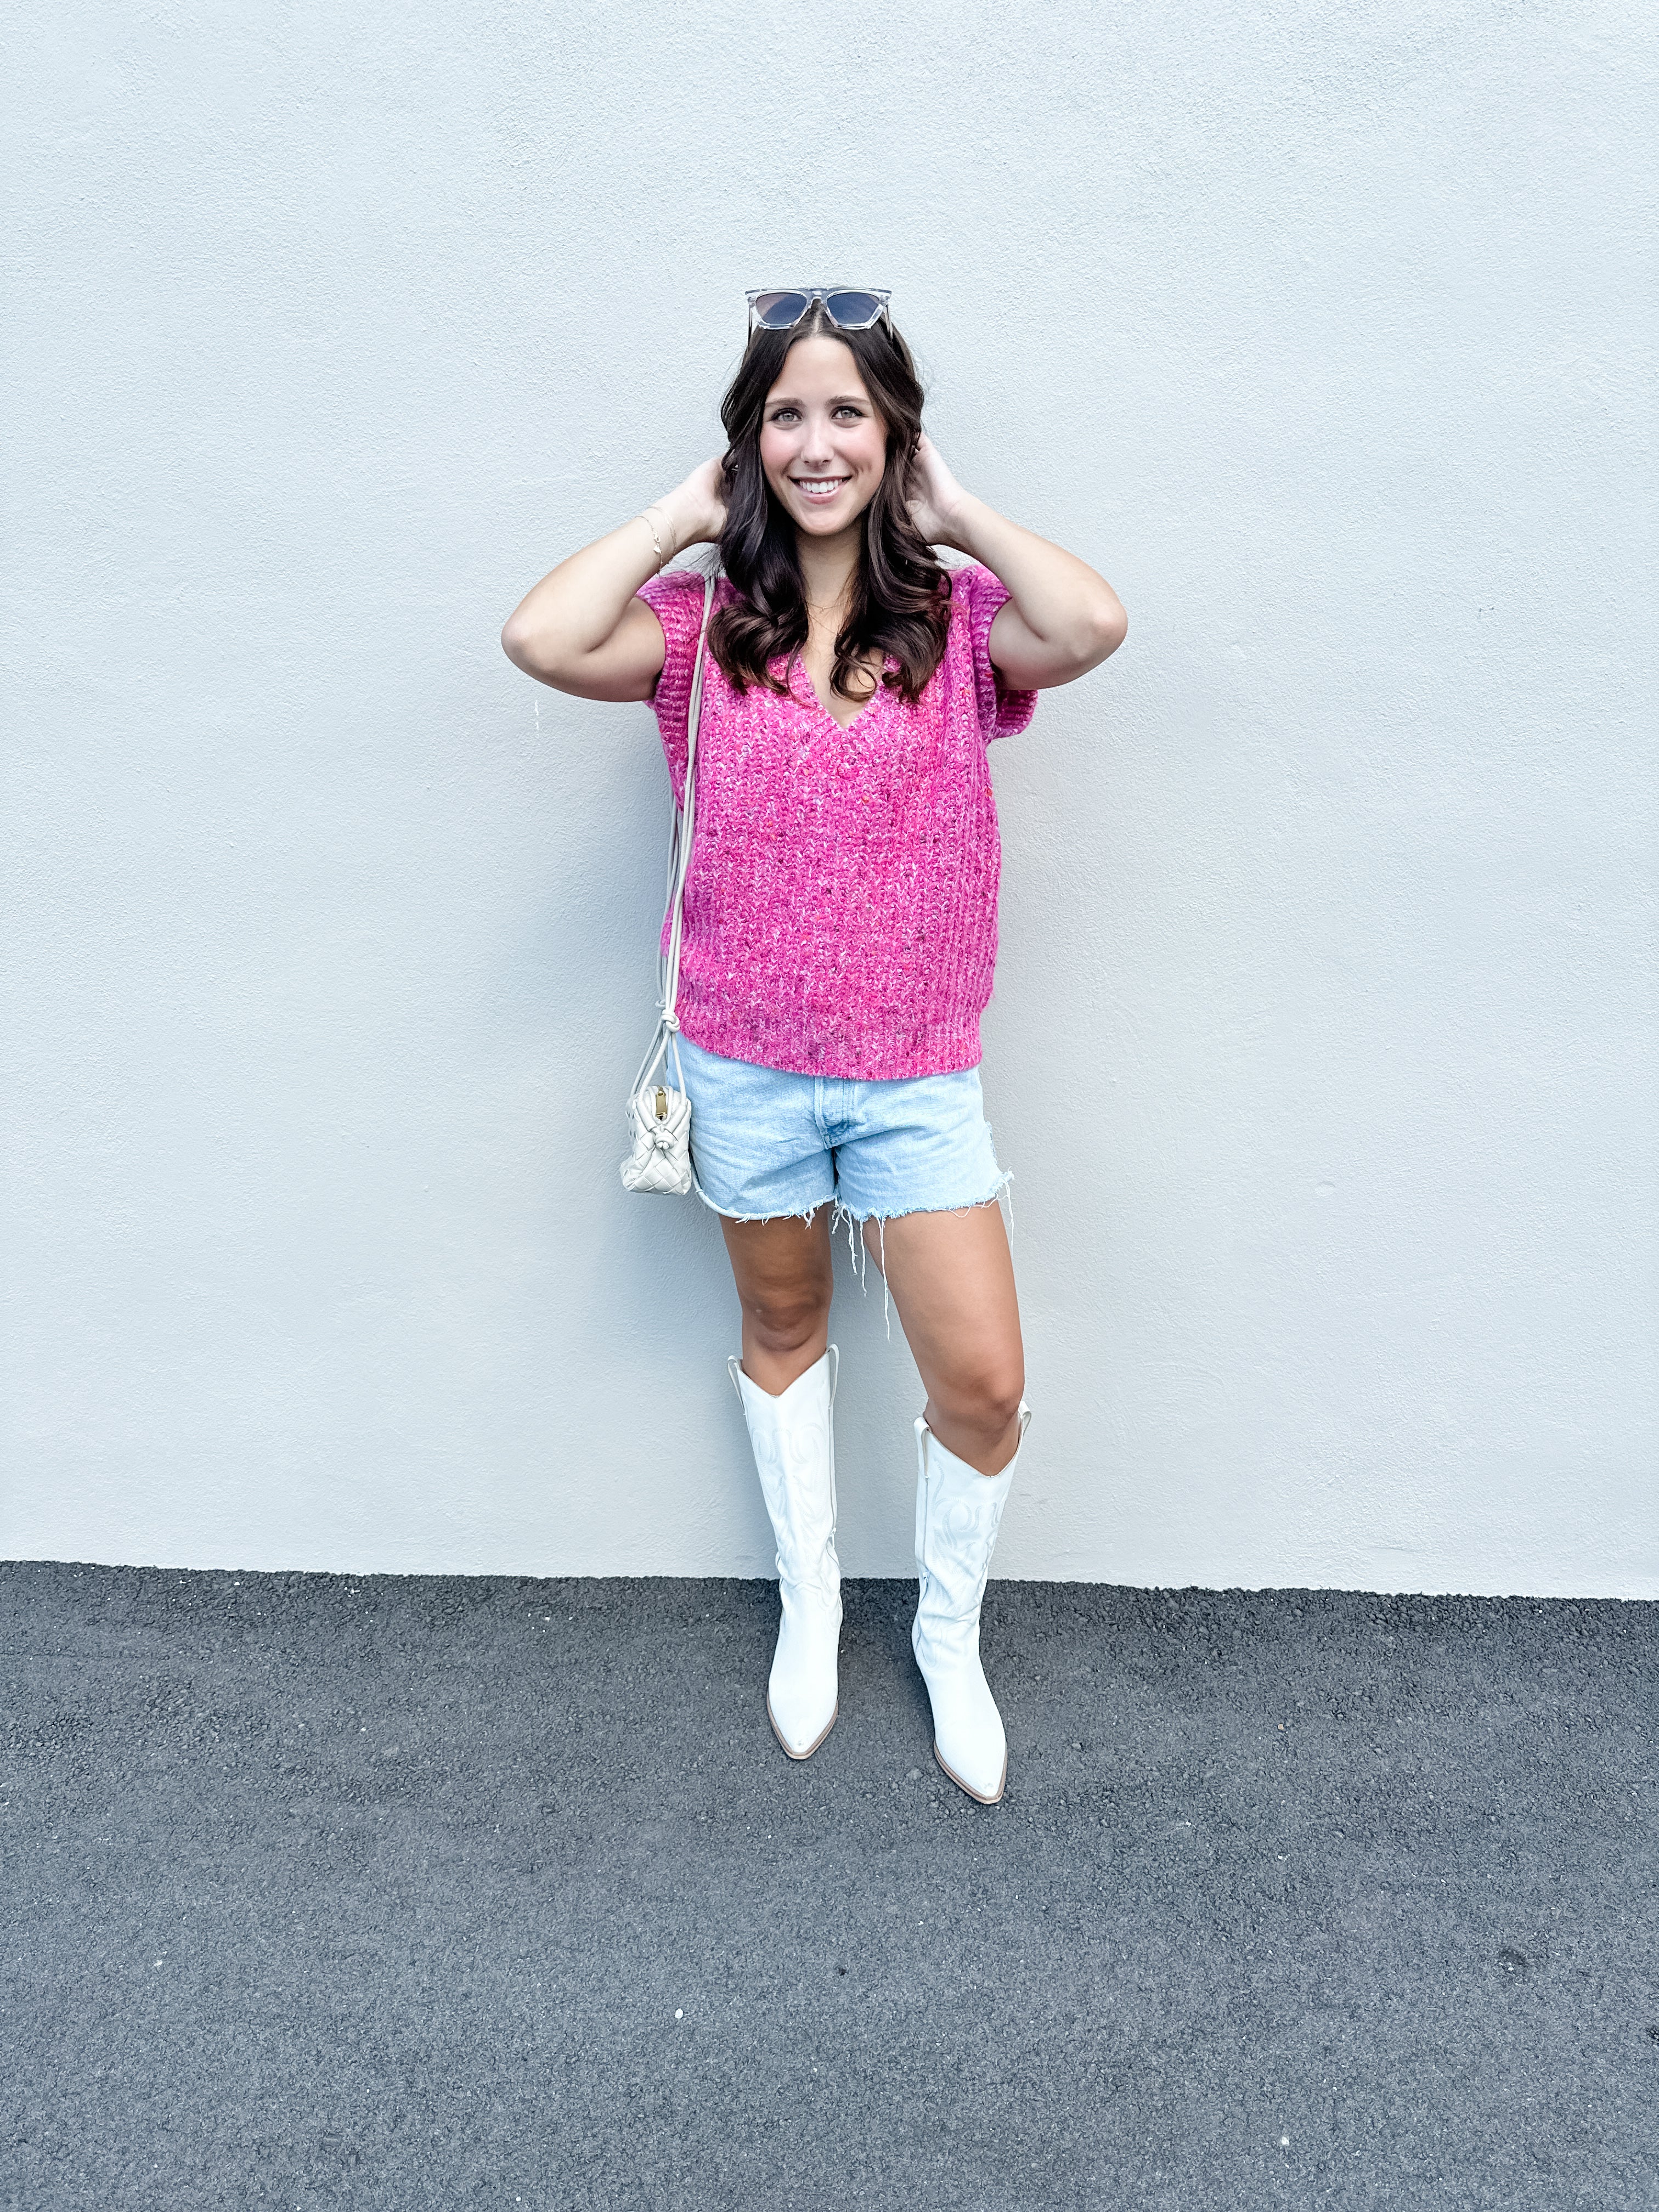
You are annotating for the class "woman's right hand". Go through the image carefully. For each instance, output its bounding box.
[658,455,729,552]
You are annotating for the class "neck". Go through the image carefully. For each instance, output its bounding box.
[795,522,861,619]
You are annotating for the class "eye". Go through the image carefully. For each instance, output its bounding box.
[833,406,865,420]
[769,407,800,425]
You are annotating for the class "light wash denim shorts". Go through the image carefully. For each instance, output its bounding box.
[675,1031,1012,1230]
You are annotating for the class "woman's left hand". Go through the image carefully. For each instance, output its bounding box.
[907,432,972,549]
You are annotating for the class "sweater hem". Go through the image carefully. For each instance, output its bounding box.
[678,1009,984,1083]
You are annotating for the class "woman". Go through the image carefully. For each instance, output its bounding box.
[501,288,1125,1803]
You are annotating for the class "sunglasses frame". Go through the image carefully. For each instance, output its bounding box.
[746,286,893,337]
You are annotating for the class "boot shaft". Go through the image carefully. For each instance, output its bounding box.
[913,1408,1029,1627]
[731,1347,840,1593]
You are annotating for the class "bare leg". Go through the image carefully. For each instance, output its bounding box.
[864,1203,1024,1474]
[719,1210,835,1396]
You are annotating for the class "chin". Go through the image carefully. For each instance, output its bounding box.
[794,493,875,532]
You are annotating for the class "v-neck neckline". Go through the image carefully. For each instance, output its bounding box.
[792,655,893,738]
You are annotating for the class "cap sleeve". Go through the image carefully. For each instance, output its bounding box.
[951,561,1037,743]
[636,568,713,803]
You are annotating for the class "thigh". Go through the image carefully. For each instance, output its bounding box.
[720,1207,835,1318]
[866,1201,1024,1408]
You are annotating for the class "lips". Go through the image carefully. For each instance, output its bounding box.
[790,475,850,503]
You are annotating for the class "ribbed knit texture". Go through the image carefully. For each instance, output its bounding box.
[636,560,1036,1079]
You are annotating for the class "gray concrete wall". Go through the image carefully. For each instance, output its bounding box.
[7,2,1655,1592]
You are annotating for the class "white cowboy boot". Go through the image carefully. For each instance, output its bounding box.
[911,1404,1031,1804]
[729,1346,842,1759]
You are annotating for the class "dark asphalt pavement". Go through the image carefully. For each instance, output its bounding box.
[3,1563,1656,2209]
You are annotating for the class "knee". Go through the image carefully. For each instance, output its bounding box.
[935,1360,1026,1448]
[743,1282,832,1357]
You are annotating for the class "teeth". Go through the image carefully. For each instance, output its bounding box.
[795,478,847,493]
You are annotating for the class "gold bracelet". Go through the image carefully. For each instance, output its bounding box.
[638,506,668,572]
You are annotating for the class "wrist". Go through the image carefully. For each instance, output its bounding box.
[634,505,672,572]
[636,499,685,568]
[939,490,988,557]
[659,485,713,555]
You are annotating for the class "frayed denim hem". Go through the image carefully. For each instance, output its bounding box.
[689,1174,833,1231]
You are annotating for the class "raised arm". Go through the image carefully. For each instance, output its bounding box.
[907,435,1127,690]
[499,459,727,700]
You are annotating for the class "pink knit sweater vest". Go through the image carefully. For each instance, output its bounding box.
[636,560,1036,1080]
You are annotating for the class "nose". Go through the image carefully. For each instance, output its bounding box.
[799,417,837,467]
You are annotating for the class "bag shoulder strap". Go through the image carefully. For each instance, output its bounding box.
[630,567,718,1101]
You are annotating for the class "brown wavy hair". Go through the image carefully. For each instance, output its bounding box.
[709,302,952,707]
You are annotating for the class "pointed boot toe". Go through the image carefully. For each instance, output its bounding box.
[766,1571,842,1757]
[767,1684,840,1761]
[933,1733,1006,1805]
[923,1654,1008,1802]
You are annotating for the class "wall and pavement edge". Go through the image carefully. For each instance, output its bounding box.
[5,3,1655,1592]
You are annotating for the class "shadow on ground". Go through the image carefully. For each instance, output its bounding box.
[3,1564,1656,2209]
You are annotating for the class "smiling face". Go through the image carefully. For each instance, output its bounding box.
[757,335,889,540]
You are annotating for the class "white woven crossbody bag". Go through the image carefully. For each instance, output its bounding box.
[619,567,718,1196]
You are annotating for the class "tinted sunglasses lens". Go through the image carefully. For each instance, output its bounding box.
[826,291,883,328]
[753,291,810,329]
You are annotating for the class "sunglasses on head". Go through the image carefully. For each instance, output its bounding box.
[746,287,893,336]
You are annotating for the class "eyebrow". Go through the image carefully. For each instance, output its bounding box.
[766,393,870,408]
